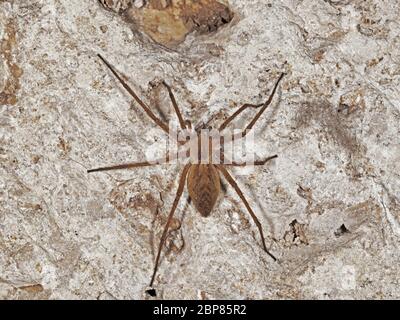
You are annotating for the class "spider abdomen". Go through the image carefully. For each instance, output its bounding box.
[187,164,221,217]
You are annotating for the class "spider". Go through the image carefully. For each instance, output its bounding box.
[88,54,285,293]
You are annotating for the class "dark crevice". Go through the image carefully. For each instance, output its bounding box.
[334,224,350,237]
[146,288,157,297]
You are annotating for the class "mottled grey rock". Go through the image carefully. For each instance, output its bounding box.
[0,0,399,299]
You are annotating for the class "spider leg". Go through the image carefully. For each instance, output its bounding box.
[225,155,278,166]
[218,103,263,131]
[97,54,170,134]
[161,81,187,130]
[88,149,189,173]
[216,165,277,260]
[185,120,192,130]
[149,164,190,288]
[240,73,285,138]
[88,160,163,173]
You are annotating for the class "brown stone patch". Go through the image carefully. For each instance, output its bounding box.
[18,284,44,293]
[125,0,234,47]
[99,0,132,13]
[338,89,366,116]
[0,19,23,105]
[284,219,309,246]
[57,137,72,155]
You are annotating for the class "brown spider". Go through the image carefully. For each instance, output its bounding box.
[88,54,285,293]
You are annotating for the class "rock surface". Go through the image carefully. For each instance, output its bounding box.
[0,0,399,299]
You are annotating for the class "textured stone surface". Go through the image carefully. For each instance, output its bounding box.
[0,0,399,299]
